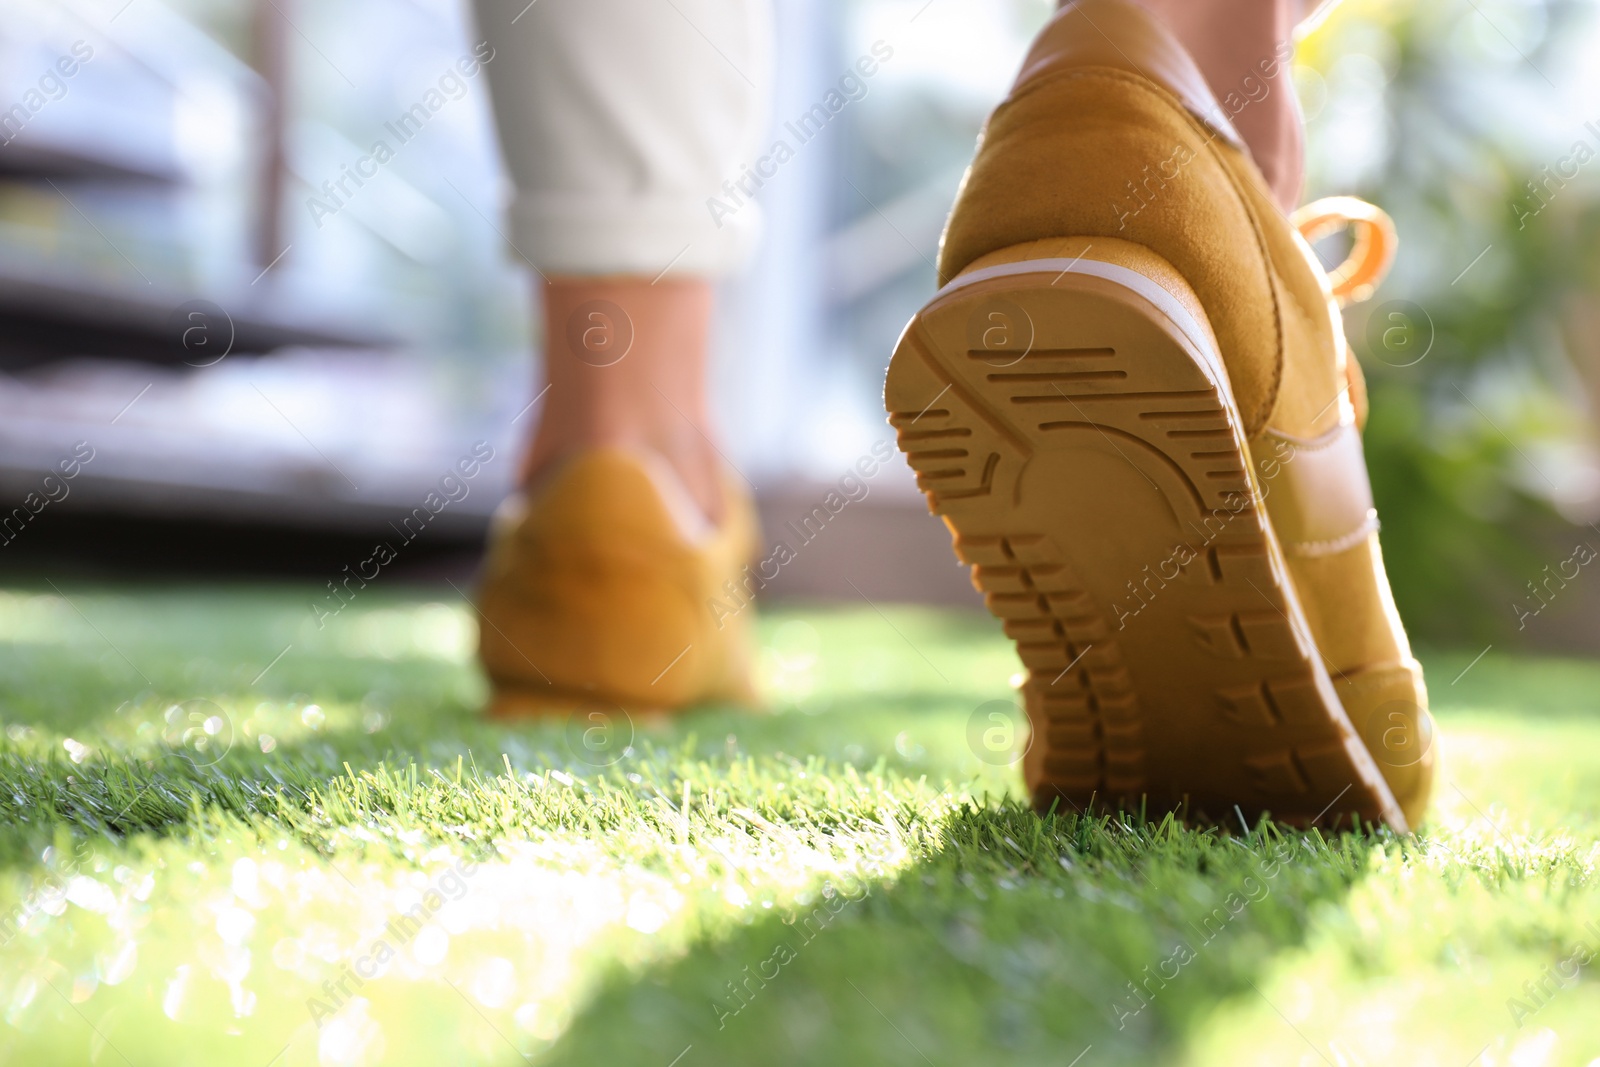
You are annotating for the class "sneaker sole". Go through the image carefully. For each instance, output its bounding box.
[885,249,1406,831]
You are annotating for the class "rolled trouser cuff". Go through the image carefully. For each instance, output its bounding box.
[472,0,773,279]
[508,191,762,278]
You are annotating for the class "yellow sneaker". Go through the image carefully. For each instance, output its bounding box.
[475,448,760,719]
[885,0,1430,830]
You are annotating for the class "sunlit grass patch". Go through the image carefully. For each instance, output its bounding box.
[0,584,1596,1065]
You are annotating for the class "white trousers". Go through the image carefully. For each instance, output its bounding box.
[471,0,774,278]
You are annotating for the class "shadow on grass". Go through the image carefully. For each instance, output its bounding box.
[0,670,1002,867]
[526,802,1388,1067]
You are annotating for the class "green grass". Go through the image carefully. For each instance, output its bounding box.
[0,583,1597,1066]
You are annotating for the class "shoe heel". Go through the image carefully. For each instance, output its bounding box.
[885,238,1405,830]
[475,451,759,715]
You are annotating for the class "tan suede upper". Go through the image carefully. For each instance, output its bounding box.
[476,449,759,711]
[939,1,1345,442]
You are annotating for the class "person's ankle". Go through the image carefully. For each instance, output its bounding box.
[1100,0,1307,210]
[523,276,727,525]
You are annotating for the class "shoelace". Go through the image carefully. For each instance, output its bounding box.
[1290,195,1398,307]
[1290,196,1398,429]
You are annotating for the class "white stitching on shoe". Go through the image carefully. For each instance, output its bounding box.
[1281,508,1379,558]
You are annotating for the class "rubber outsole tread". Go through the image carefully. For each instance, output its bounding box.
[885,255,1404,830]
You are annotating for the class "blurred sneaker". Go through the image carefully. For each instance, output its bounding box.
[885,0,1431,830]
[475,448,759,719]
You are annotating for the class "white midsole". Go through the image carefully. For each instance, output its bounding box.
[937,255,1220,383]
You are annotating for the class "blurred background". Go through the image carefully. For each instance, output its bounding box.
[2,0,1599,652]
